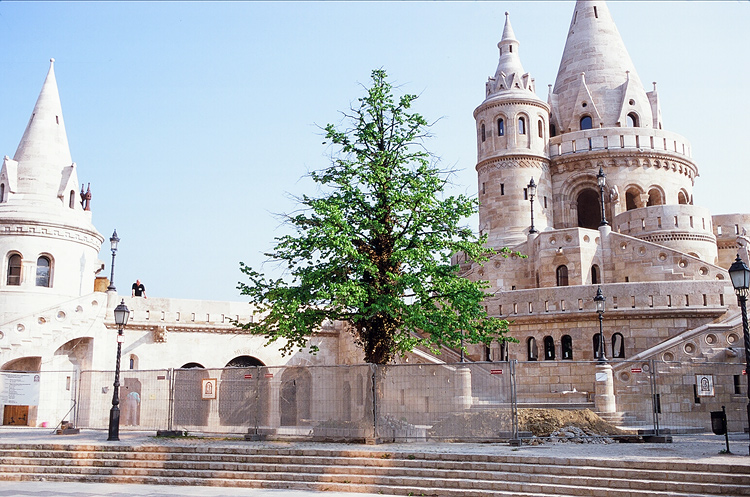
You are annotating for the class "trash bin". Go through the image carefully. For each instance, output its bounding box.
[711,409,727,435]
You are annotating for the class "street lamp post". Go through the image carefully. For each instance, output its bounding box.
[597,167,609,227]
[594,286,606,362]
[527,177,538,234]
[107,299,130,441]
[107,230,119,292]
[728,254,750,455]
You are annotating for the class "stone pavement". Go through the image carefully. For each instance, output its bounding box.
[1,426,749,496]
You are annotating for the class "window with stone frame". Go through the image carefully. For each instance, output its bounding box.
[527,336,538,361]
[561,335,573,360]
[36,256,52,287]
[7,253,21,286]
[543,336,555,360]
[556,265,569,286]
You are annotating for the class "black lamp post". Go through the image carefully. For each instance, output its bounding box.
[728,254,750,455]
[594,286,606,362]
[527,177,538,234]
[107,230,119,292]
[107,299,130,441]
[597,166,609,227]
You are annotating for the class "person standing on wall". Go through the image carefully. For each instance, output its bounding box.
[131,279,146,298]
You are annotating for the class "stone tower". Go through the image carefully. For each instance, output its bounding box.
[475,13,551,249]
[0,59,104,323]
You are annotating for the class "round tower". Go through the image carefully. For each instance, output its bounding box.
[475,13,551,249]
[0,60,104,323]
[547,1,714,261]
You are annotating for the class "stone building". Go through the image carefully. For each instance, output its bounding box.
[457,0,748,423]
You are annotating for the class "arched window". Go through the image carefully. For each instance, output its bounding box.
[556,265,569,286]
[580,115,593,130]
[69,190,76,209]
[35,256,51,287]
[625,189,639,211]
[678,191,688,205]
[593,334,606,360]
[0,183,5,202]
[129,355,139,370]
[180,362,205,369]
[498,341,509,361]
[612,333,625,358]
[647,188,663,206]
[591,264,600,284]
[481,123,486,142]
[543,336,555,360]
[538,119,544,138]
[7,254,21,286]
[561,335,573,360]
[225,355,265,367]
[626,112,639,127]
[577,188,601,229]
[518,117,526,135]
[497,118,504,136]
[527,337,538,361]
[550,123,556,137]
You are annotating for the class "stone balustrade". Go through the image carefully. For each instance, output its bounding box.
[549,127,692,162]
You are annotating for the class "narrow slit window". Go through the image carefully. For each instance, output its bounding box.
[518,117,526,135]
[498,118,504,136]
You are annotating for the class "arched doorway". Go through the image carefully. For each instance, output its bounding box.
[173,364,209,427]
[219,356,266,426]
[2,357,42,426]
[577,189,600,229]
[279,368,312,426]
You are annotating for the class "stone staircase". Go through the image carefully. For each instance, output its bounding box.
[1,442,749,496]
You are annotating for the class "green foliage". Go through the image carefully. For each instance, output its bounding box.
[238,69,513,364]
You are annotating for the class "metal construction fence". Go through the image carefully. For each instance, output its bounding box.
[63,360,749,442]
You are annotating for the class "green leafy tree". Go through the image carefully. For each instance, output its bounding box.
[238,69,512,364]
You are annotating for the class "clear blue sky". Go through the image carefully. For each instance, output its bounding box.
[0,1,748,302]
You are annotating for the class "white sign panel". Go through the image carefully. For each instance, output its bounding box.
[696,374,715,397]
[0,372,41,406]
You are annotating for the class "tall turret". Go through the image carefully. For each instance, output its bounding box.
[0,60,104,322]
[549,0,657,132]
[475,13,551,249]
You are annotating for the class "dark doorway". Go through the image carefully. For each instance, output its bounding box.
[577,189,600,229]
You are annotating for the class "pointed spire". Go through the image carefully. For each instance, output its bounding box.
[485,12,540,99]
[13,58,73,197]
[550,1,652,130]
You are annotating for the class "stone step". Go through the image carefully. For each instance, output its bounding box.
[0,445,748,497]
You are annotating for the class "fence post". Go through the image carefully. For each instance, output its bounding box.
[510,360,520,445]
[371,363,378,443]
[650,359,660,436]
[167,368,174,432]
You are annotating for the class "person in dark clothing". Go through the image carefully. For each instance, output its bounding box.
[131,279,146,298]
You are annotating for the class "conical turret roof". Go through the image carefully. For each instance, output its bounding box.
[485,12,541,100]
[13,58,74,198]
[550,1,652,131]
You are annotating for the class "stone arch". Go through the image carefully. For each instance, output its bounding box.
[561,335,573,360]
[516,111,531,148]
[612,333,625,358]
[224,355,264,368]
[558,169,601,228]
[678,189,690,205]
[527,337,538,361]
[624,185,644,211]
[543,336,555,360]
[280,367,312,426]
[646,187,665,206]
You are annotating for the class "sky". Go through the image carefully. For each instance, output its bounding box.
[0,1,748,302]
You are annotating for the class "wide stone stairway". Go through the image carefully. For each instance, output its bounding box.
[1,442,749,496]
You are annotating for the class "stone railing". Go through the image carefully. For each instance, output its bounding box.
[104,295,256,328]
[485,280,731,319]
[549,127,693,161]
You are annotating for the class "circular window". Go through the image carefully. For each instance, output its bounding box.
[56,311,66,320]
[678,259,688,268]
[582,102,588,108]
[564,235,572,243]
[38,317,46,325]
[683,342,695,354]
[642,363,650,373]
[619,372,630,382]
[16,324,25,332]
[0,331,4,340]
[583,235,590,243]
[728,333,739,344]
[629,99,635,106]
[658,253,667,261]
[705,334,717,345]
[662,352,674,362]
[699,267,708,276]
[549,237,557,245]
[91,300,99,307]
[76,305,84,313]
[638,247,646,256]
[716,274,725,280]
[620,242,628,250]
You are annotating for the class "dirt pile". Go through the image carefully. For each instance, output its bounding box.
[518,408,624,437]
